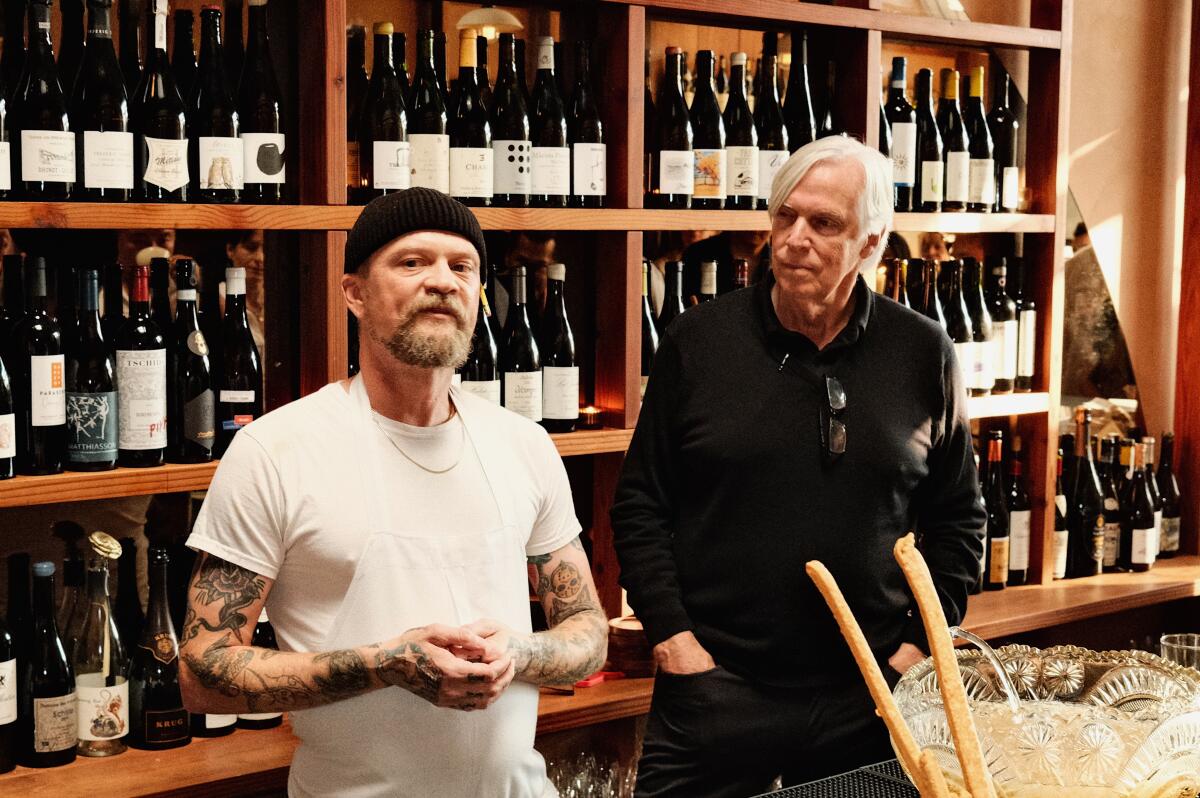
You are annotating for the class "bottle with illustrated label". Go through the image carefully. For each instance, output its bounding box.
[134,0,189,201]
[459,291,499,404]
[19,561,76,768]
[783,28,816,152]
[698,260,718,303]
[1119,442,1156,573]
[983,431,1009,591]
[1067,408,1105,579]
[448,29,491,207]
[171,10,198,102]
[237,609,282,729]
[651,47,692,209]
[936,69,968,212]
[1142,436,1164,562]
[942,261,974,393]
[962,258,994,396]
[216,265,261,457]
[1158,433,1181,558]
[70,0,133,202]
[13,256,66,476]
[1012,255,1036,391]
[884,57,915,212]
[128,546,190,750]
[964,67,994,213]
[984,256,1017,394]
[238,0,285,203]
[407,30,449,194]
[357,23,408,202]
[567,41,604,209]
[1098,435,1123,572]
[116,263,166,468]
[189,6,241,203]
[987,71,1020,212]
[490,34,530,207]
[722,52,756,211]
[539,263,577,433]
[658,259,686,332]
[500,266,541,423]
[72,532,127,757]
[1005,439,1031,586]
[14,0,75,199]
[914,68,942,212]
[345,25,368,197]
[0,347,13,479]
[689,50,725,210]
[167,259,214,463]
[640,261,658,400]
[65,267,117,471]
[753,53,787,211]
[529,37,569,208]
[0,603,15,772]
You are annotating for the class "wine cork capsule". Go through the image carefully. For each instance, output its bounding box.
[88,531,122,560]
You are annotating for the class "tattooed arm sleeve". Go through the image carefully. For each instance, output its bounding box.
[510,537,608,686]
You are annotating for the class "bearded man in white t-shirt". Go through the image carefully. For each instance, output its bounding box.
[180,188,608,798]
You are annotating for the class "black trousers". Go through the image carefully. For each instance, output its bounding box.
[634,665,898,798]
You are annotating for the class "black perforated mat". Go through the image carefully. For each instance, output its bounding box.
[749,760,920,798]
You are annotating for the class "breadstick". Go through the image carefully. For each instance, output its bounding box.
[917,750,952,798]
[894,534,995,798]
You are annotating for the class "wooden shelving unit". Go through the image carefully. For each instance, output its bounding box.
[966,391,1052,419]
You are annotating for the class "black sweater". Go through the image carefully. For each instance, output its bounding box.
[611,272,986,688]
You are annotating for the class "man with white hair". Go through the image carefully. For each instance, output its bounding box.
[612,137,985,795]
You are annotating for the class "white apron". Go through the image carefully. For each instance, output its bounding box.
[288,377,554,798]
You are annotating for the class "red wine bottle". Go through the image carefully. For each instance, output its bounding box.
[936,69,968,212]
[171,9,198,102]
[133,0,189,201]
[987,72,1020,212]
[567,42,604,208]
[529,37,569,208]
[722,52,756,211]
[884,57,916,212]
[19,561,77,768]
[459,292,499,404]
[490,33,530,208]
[167,259,214,463]
[15,0,76,199]
[754,53,787,211]
[71,0,133,201]
[914,68,943,212]
[357,23,408,203]
[690,50,725,210]
[238,0,285,203]
[58,0,85,112]
[407,30,449,193]
[12,257,66,476]
[215,265,262,456]
[190,5,242,203]
[345,25,367,197]
[0,604,15,771]
[657,260,686,331]
[783,28,815,151]
[651,47,692,209]
[116,262,166,467]
[1158,433,1182,558]
[539,263,577,433]
[500,266,541,423]
[448,28,491,206]
[982,430,1009,591]
[127,546,190,750]
[1005,443,1031,586]
[964,66,994,213]
[65,267,117,471]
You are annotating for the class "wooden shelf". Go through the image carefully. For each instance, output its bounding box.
[0,202,346,231]
[966,392,1051,419]
[550,427,634,457]
[537,677,654,735]
[892,212,1056,234]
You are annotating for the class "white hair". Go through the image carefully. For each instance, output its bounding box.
[767,137,894,273]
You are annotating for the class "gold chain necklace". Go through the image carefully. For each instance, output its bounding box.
[371,409,465,475]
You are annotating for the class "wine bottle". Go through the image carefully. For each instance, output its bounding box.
[962,258,994,397]
[1143,436,1164,562]
[190,706,236,738]
[1158,433,1182,558]
[15,0,76,200]
[73,532,127,757]
[392,30,411,102]
[113,537,143,653]
[942,260,974,391]
[13,257,66,476]
[651,47,692,209]
[357,23,408,201]
[115,262,165,468]
[689,50,725,210]
[171,9,198,102]
[988,71,1020,212]
[70,0,134,202]
[1098,435,1123,572]
[459,290,499,404]
[1066,408,1105,578]
[147,256,170,333]
[1005,440,1031,586]
[345,25,367,197]
[817,61,840,138]
[539,263,577,433]
[984,256,1017,394]
[878,92,890,159]
[133,0,189,202]
[472,35,489,109]
[1,2,25,102]
[1120,442,1156,573]
[190,5,242,203]
[982,431,1009,591]
[643,50,654,198]
[215,265,261,457]
[116,0,140,91]
[884,57,916,212]
[568,41,604,209]
[733,258,750,289]
[433,30,449,105]
[0,604,15,773]
[19,561,76,768]
[59,0,85,98]
[680,49,693,107]
[236,609,281,729]
[1012,255,1036,391]
[698,260,718,303]
[754,53,787,211]
[57,550,83,633]
[964,66,994,213]
[528,37,569,208]
[0,71,11,199]
[500,266,541,423]
[657,259,686,331]
[936,68,968,212]
[720,52,757,211]
[1115,438,1135,515]
[127,546,190,750]
[0,348,13,480]
[223,0,245,86]
[448,28,491,207]
[640,260,658,400]
[783,28,815,151]
[7,555,32,665]
[238,0,285,203]
[65,267,117,471]
[407,30,449,193]
[100,261,123,344]
[1060,432,1077,508]
[491,33,530,208]
[166,259,214,463]
[199,261,223,387]
[914,68,943,213]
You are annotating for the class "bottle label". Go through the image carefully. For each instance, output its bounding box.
[449,147,493,198]
[692,148,726,199]
[242,133,286,185]
[83,131,135,190]
[143,136,189,193]
[238,712,283,721]
[919,161,943,206]
[141,633,178,666]
[33,692,77,752]
[30,354,66,427]
[968,157,996,204]
[219,389,256,403]
[76,675,128,741]
[493,140,531,194]
[144,708,188,743]
[1055,494,1067,517]
[1001,166,1020,210]
[531,146,570,196]
[571,142,606,197]
[995,319,1018,381]
[1009,510,1031,571]
[408,133,450,193]
[1052,527,1068,578]
[701,270,717,296]
[154,12,167,51]
[952,341,977,388]
[199,136,245,190]
[1103,518,1121,568]
[1017,309,1037,377]
[658,150,693,195]
[974,340,996,390]
[1153,510,1163,558]
[1163,516,1181,553]
[372,140,412,190]
[187,329,209,357]
[725,146,758,198]
[21,130,76,183]
[347,141,361,188]
[945,151,969,203]
[66,391,118,462]
[1132,527,1154,565]
[116,349,167,449]
[988,538,1009,584]
[206,713,237,729]
[542,366,578,420]
[757,149,787,201]
[0,141,10,191]
[459,378,500,404]
[0,413,14,458]
[0,658,15,724]
[185,389,216,451]
[891,122,917,185]
[503,371,542,422]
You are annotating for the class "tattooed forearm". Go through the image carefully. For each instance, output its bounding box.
[372,640,443,703]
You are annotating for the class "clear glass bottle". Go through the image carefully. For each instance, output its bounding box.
[73,532,127,756]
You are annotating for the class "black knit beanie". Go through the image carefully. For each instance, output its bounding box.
[344,188,488,276]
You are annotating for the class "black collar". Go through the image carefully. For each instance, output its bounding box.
[755,267,874,363]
